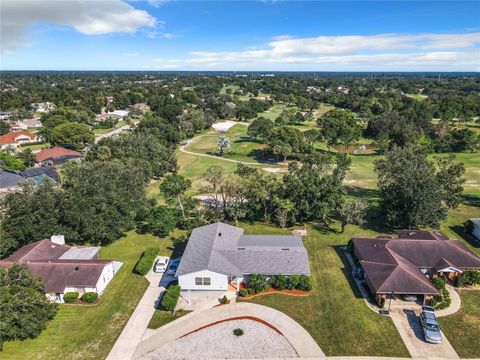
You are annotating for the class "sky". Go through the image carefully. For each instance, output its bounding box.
[1,0,479,71]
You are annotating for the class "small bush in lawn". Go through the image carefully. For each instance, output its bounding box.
[134,247,159,276]
[81,292,98,303]
[432,277,445,290]
[271,275,286,290]
[239,289,248,297]
[161,285,181,312]
[233,328,244,336]
[286,275,299,290]
[296,275,313,291]
[219,295,229,304]
[63,292,79,303]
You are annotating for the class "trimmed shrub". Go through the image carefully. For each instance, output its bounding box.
[134,247,159,276]
[219,295,229,304]
[248,273,269,294]
[271,275,287,290]
[63,292,79,303]
[161,285,181,312]
[456,273,464,287]
[432,277,445,290]
[80,292,98,303]
[233,328,244,336]
[297,275,313,291]
[286,275,299,290]
[239,289,248,297]
[463,270,480,286]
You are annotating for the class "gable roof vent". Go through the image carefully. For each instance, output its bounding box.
[74,266,79,271]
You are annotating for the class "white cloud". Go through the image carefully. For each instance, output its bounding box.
[147,0,170,8]
[1,0,157,53]
[146,30,176,39]
[183,32,480,70]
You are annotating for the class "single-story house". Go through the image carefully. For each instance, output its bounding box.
[467,218,480,240]
[351,230,480,302]
[0,167,60,192]
[0,130,38,149]
[130,103,150,112]
[30,102,56,113]
[0,235,121,302]
[35,146,82,166]
[176,222,310,291]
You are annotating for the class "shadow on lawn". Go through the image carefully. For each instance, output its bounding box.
[333,245,363,299]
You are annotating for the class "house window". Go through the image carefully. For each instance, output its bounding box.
[194,277,211,286]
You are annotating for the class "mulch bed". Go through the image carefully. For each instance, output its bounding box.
[243,288,310,299]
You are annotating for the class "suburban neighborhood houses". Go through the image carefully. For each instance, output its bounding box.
[177,222,310,291]
[1,1,480,358]
[0,235,122,302]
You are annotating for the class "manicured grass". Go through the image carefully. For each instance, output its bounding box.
[184,124,268,164]
[2,231,175,360]
[257,103,290,121]
[439,291,480,358]
[147,310,190,329]
[237,221,409,357]
[93,127,114,135]
[405,93,428,101]
[19,143,50,151]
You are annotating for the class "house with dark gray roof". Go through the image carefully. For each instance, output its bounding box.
[0,235,122,302]
[351,230,480,302]
[0,167,60,192]
[177,222,310,291]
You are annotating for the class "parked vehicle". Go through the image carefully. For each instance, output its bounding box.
[401,294,418,302]
[166,258,180,275]
[154,256,170,273]
[420,306,442,344]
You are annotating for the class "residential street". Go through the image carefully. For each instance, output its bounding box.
[94,125,130,143]
[390,309,459,359]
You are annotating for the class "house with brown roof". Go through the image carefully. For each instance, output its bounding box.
[350,230,480,303]
[35,146,82,166]
[0,130,38,149]
[0,236,122,302]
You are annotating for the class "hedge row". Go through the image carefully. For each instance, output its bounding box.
[161,285,181,311]
[63,291,98,304]
[134,247,159,275]
[239,274,313,297]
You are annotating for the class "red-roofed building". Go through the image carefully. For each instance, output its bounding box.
[351,230,480,303]
[35,146,82,166]
[0,131,38,149]
[0,236,121,302]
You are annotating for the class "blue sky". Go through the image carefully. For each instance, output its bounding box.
[1,1,479,71]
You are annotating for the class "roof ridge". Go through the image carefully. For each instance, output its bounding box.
[18,239,49,261]
[388,249,437,288]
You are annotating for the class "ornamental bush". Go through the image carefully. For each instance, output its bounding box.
[297,275,313,291]
[63,292,79,303]
[161,285,181,312]
[80,292,98,303]
[134,247,159,276]
[220,295,229,304]
[432,277,445,290]
[248,273,269,294]
[271,275,287,290]
[286,275,299,290]
[233,328,244,336]
[462,270,480,286]
[239,289,248,297]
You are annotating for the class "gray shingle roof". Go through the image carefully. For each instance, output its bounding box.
[176,222,310,276]
[0,169,24,189]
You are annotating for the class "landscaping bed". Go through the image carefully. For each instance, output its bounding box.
[241,288,310,299]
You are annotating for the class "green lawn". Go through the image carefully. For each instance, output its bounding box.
[237,221,409,357]
[93,127,114,135]
[257,103,290,121]
[439,291,480,358]
[184,124,269,164]
[20,143,50,151]
[147,310,190,329]
[2,231,176,360]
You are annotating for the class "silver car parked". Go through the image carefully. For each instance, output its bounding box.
[420,306,442,344]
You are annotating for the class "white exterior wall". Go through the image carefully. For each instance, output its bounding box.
[178,270,228,291]
[473,223,480,241]
[95,263,115,295]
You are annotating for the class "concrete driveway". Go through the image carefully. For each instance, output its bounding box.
[390,309,459,359]
[107,265,171,360]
